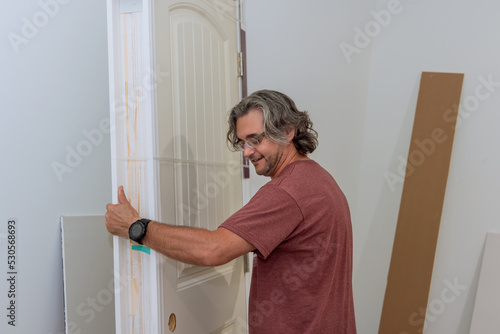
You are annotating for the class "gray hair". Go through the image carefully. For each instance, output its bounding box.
[227,89,318,155]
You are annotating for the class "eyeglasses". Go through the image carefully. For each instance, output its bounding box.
[235,132,265,151]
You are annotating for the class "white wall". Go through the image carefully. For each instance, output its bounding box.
[246,0,500,333]
[0,1,110,333]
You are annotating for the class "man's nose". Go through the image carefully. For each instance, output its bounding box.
[242,144,255,158]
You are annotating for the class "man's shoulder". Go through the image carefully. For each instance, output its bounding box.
[272,159,333,186]
[265,160,338,205]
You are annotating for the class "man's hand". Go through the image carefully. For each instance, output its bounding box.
[105,186,142,238]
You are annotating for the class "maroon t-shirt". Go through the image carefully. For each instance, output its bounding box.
[221,160,356,333]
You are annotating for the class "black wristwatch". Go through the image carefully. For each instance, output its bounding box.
[129,218,151,245]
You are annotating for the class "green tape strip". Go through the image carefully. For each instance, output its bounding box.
[131,245,151,255]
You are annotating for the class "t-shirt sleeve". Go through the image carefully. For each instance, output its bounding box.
[220,184,303,259]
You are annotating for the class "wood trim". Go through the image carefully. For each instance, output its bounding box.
[107,0,161,332]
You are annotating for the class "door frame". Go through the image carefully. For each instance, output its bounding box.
[106,1,247,333]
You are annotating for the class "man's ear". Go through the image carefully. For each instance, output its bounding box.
[285,128,295,142]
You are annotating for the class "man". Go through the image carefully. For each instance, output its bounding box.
[105,89,356,333]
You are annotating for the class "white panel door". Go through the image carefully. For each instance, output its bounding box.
[107,0,246,333]
[155,1,246,333]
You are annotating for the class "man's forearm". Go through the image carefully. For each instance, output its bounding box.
[141,221,225,266]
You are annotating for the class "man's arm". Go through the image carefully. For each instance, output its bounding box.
[105,186,255,267]
[142,223,254,266]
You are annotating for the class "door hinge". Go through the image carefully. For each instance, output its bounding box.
[237,52,244,78]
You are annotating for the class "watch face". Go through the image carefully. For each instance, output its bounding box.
[130,222,144,239]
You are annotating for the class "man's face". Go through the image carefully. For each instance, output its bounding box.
[236,108,285,178]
